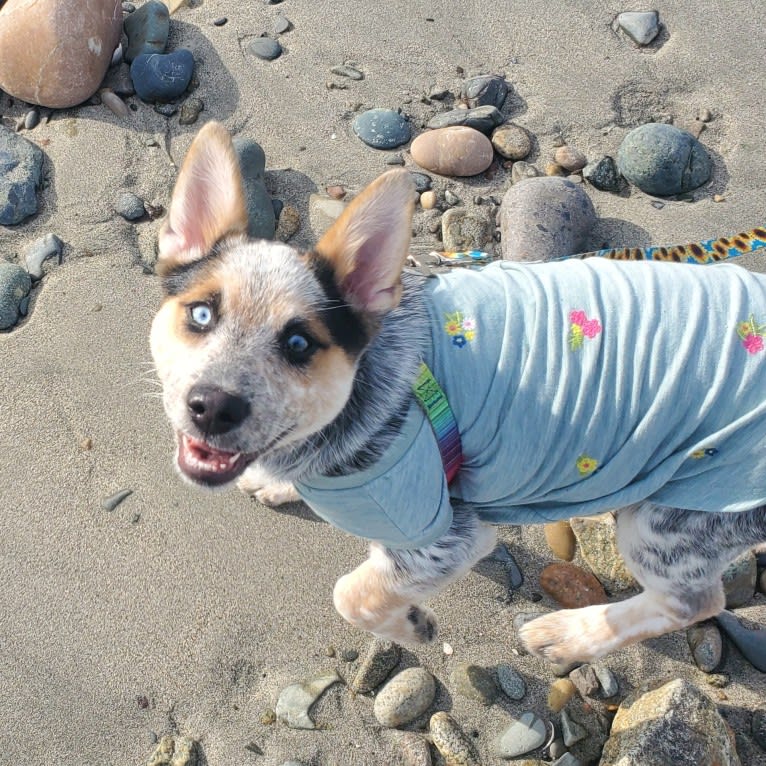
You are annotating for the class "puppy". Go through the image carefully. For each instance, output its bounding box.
[151,122,766,664]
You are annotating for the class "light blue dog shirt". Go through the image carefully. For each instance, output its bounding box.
[296,259,766,549]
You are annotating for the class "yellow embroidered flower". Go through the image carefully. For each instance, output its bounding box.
[576,455,598,476]
[463,330,476,342]
[444,312,463,336]
[569,324,584,351]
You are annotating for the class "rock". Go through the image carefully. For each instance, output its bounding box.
[554,146,587,172]
[430,712,480,766]
[24,233,64,280]
[427,105,504,134]
[599,678,740,766]
[0,262,32,330]
[0,126,44,225]
[131,49,195,102]
[544,521,576,561]
[511,161,540,184]
[146,735,198,766]
[715,609,766,672]
[101,489,133,511]
[752,708,766,751]
[274,16,291,34]
[0,0,122,108]
[593,664,618,698]
[352,109,411,149]
[275,204,300,242]
[178,97,204,125]
[461,75,508,109]
[539,562,608,608]
[491,123,532,160]
[115,191,146,221]
[409,172,433,192]
[411,126,494,177]
[331,64,364,80]
[275,671,342,729]
[488,542,524,590]
[494,711,548,758]
[326,185,346,200]
[450,662,498,705]
[420,191,437,210]
[553,755,582,766]
[373,667,436,727]
[616,123,712,196]
[569,514,637,592]
[569,664,600,698]
[123,0,169,62]
[496,663,526,700]
[232,137,276,239]
[444,189,461,207]
[722,550,757,608]
[341,648,358,662]
[100,88,130,117]
[582,156,621,192]
[441,208,493,253]
[617,11,660,46]
[350,639,400,694]
[23,109,39,131]
[309,194,346,237]
[548,679,576,712]
[248,37,282,61]
[560,709,587,747]
[102,63,135,96]
[687,622,722,673]
[396,732,432,766]
[499,177,597,261]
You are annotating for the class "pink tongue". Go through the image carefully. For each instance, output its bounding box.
[182,435,239,471]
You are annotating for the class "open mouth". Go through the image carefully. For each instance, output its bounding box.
[176,432,253,486]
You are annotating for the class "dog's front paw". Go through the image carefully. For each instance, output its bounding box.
[237,473,300,506]
[518,608,608,665]
[374,605,439,646]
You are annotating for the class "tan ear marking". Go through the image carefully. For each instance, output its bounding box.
[316,169,415,315]
[158,121,249,268]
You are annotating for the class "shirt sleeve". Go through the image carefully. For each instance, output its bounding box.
[295,403,454,549]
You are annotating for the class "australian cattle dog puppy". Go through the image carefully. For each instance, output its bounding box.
[151,122,766,664]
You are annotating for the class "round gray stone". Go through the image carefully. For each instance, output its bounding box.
[0,126,44,225]
[409,172,432,192]
[496,663,526,700]
[500,177,597,261]
[493,711,548,758]
[130,49,195,102]
[352,109,411,149]
[115,192,145,221]
[248,37,282,61]
[373,667,436,727]
[0,262,32,330]
[233,137,275,239]
[616,123,712,196]
[687,622,723,673]
[123,0,169,62]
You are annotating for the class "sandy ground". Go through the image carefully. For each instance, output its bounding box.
[2,1,766,764]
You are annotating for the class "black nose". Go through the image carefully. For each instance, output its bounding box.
[186,385,251,435]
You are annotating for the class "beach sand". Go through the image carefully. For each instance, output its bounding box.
[1,1,766,763]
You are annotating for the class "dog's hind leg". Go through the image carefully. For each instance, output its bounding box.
[520,501,766,664]
[333,507,496,645]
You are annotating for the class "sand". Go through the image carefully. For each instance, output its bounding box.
[1,1,766,764]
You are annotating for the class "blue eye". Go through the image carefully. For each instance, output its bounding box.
[189,302,214,329]
[280,327,317,364]
[287,334,309,353]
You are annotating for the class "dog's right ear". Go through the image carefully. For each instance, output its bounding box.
[157,121,248,272]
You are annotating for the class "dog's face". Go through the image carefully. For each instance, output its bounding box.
[151,122,415,487]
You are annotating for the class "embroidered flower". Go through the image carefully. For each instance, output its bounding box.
[691,447,719,459]
[444,312,477,347]
[568,309,601,350]
[737,315,766,354]
[576,454,599,476]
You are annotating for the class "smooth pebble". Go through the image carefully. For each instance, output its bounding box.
[24,233,64,279]
[554,145,587,172]
[548,679,576,712]
[544,521,576,561]
[123,0,169,62]
[274,16,291,34]
[0,126,44,225]
[331,64,364,80]
[715,609,766,672]
[491,123,532,160]
[115,191,145,220]
[430,712,480,766]
[0,262,32,330]
[131,49,195,102]
[460,74,508,109]
[617,11,660,46]
[450,662,498,705]
[396,732,433,766]
[494,711,548,758]
[249,37,283,61]
[687,621,723,673]
[102,489,133,511]
[373,667,436,727]
[352,109,411,149]
[496,663,526,700]
[561,709,588,747]
[233,137,275,239]
[179,97,204,125]
[427,105,503,134]
[411,126,493,177]
[275,671,342,730]
[420,191,437,210]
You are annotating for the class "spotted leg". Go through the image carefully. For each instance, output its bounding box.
[333,507,497,644]
[520,502,766,664]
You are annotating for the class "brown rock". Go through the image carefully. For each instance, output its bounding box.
[491,123,532,160]
[548,678,576,712]
[0,0,122,108]
[555,145,588,172]
[539,562,608,608]
[544,520,576,561]
[410,126,494,177]
[544,162,566,176]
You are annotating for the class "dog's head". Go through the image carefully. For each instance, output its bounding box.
[150,122,415,487]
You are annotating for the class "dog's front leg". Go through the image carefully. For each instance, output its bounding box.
[333,507,496,644]
[237,464,301,506]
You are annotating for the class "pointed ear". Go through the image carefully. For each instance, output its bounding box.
[316,169,415,314]
[157,121,248,270]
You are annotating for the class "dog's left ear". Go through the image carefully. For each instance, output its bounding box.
[157,121,249,271]
[316,169,415,314]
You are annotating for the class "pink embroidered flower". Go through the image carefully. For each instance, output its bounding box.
[581,318,602,338]
[461,317,477,331]
[743,333,764,354]
[569,310,587,325]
